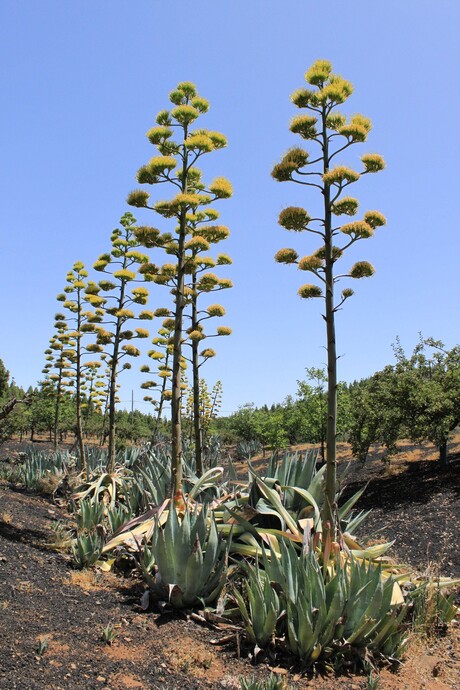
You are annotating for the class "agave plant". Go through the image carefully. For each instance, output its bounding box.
[71,469,128,507]
[236,439,262,461]
[233,560,281,648]
[138,503,229,609]
[240,675,291,690]
[234,538,408,666]
[72,532,104,569]
[75,498,106,532]
[18,448,69,491]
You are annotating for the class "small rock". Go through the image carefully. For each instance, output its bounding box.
[96,676,106,683]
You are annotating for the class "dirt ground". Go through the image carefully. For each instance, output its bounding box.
[0,438,459,690]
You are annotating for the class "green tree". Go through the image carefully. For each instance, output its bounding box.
[273,60,386,534]
[346,368,401,463]
[0,358,9,398]
[127,81,232,494]
[297,367,328,461]
[393,338,460,464]
[0,363,31,443]
[230,403,259,442]
[88,212,153,472]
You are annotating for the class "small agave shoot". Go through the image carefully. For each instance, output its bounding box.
[138,502,229,609]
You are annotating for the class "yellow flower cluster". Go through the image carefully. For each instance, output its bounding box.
[298,254,323,271]
[290,115,318,139]
[332,197,359,216]
[298,284,323,299]
[340,221,374,238]
[200,348,216,358]
[127,190,150,208]
[113,269,137,281]
[146,126,173,145]
[278,207,311,231]
[361,154,386,173]
[184,134,214,152]
[115,308,135,319]
[364,210,387,228]
[171,104,200,125]
[323,166,360,185]
[122,344,141,357]
[209,176,233,199]
[139,310,154,320]
[207,304,226,317]
[199,225,230,243]
[185,236,210,252]
[274,248,298,264]
[350,261,375,279]
[305,60,333,86]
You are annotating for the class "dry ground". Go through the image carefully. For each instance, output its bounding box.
[0,437,459,689]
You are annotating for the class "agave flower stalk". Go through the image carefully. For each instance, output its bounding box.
[127,81,232,493]
[273,60,387,536]
[88,212,153,472]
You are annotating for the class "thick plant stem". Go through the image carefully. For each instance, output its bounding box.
[191,279,203,476]
[170,124,189,498]
[53,370,62,451]
[107,282,125,474]
[322,105,338,537]
[107,334,119,474]
[171,232,185,496]
[75,297,87,478]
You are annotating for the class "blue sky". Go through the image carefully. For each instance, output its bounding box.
[1,0,459,415]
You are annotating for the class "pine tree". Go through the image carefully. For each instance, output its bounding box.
[273,60,386,535]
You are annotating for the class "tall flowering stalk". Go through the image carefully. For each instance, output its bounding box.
[56,261,102,478]
[87,212,153,472]
[127,81,232,493]
[273,60,386,535]
[42,318,74,449]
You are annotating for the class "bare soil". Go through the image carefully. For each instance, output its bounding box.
[0,438,459,690]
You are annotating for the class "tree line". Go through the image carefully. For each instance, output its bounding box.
[3,334,458,467]
[216,338,460,465]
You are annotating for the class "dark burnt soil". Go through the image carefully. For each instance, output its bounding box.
[344,453,460,579]
[0,440,460,689]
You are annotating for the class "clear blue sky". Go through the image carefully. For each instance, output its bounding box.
[1,0,459,415]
